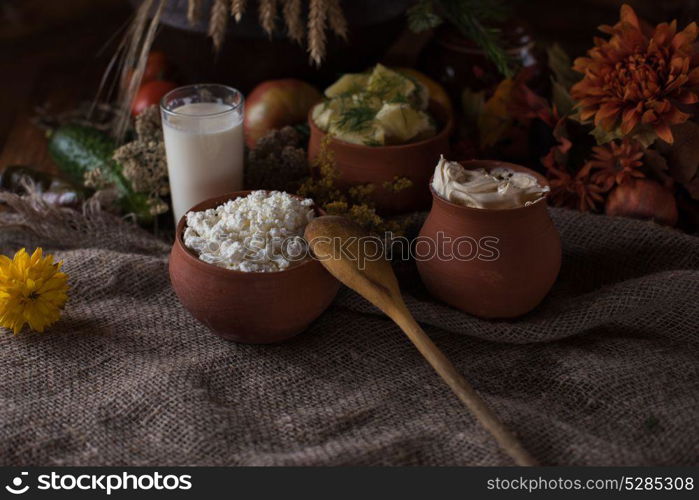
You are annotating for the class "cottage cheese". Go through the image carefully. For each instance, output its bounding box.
[432,156,549,209]
[183,191,315,272]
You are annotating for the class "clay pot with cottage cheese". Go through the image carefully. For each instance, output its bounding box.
[169,191,340,343]
[416,160,561,318]
[307,100,453,215]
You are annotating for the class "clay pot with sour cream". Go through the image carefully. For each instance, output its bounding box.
[416,160,561,318]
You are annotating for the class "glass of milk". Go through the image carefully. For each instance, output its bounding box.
[160,84,244,223]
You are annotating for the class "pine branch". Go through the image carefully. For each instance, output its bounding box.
[464,0,510,22]
[408,0,513,77]
[407,0,443,33]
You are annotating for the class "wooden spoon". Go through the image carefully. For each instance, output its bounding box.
[305,216,537,466]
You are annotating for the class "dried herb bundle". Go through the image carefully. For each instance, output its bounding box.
[245,126,309,192]
[297,136,416,235]
[112,106,170,216]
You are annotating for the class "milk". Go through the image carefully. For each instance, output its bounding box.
[163,102,244,223]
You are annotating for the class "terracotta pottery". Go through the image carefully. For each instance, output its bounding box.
[416,161,561,318]
[307,100,453,214]
[169,191,340,343]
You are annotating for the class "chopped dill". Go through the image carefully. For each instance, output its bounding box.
[336,106,376,132]
[370,72,403,100]
[388,94,409,104]
[333,84,365,99]
[314,65,436,146]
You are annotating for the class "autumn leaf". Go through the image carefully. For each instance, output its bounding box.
[546,43,582,91]
[478,78,515,148]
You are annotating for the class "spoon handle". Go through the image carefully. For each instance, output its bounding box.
[390,304,538,466]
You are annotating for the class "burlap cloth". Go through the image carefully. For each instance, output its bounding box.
[0,194,697,466]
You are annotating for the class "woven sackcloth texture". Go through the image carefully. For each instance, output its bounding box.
[0,194,697,466]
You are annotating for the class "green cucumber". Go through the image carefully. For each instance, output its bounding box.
[47,124,153,224]
[48,124,117,185]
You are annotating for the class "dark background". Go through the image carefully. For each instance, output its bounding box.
[0,0,696,175]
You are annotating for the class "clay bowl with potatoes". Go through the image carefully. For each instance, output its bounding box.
[307,100,453,215]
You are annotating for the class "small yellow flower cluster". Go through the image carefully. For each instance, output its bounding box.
[0,248,69,334]
[298,135,415,235]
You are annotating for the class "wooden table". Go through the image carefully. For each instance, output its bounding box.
[0,0,130,176]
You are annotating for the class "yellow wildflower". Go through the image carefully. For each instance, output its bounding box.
[0,248,69,334]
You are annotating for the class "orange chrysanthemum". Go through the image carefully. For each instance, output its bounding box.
[571,4,699,144]
[544,154,606,212]
[587,139,645,191]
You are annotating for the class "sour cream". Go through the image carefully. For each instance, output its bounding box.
[431,156,549,209]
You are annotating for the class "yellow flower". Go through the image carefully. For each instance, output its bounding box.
[0,248,69,334]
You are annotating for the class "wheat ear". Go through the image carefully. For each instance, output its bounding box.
[231,0,247,22]
[258,0,277,38]
[282,0,304,44]
[187,0,202,25]
[308,0,328,66]
[113,0,166,142]
[209,0,229,52]
[327,0,348,40]
[117,0,154,105]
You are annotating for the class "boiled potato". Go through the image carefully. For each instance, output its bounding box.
[325,74,370,98]
[375,103,435,144]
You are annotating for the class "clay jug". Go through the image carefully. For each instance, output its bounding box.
[416,160,561,318]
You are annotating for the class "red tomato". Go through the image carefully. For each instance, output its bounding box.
[131,80,178,116]
[123,51,170,91]
[142,51,169,83]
